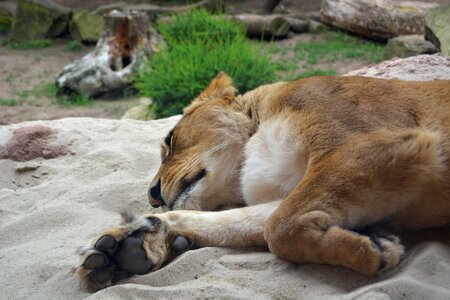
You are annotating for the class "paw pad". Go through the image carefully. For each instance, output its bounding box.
[115,237,153,275]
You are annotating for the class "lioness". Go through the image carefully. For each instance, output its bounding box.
[78,73,450,291]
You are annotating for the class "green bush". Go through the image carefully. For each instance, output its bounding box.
[157,9,241,45]
[135,10,276,118]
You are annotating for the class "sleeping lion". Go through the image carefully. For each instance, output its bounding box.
[78,73,450,291]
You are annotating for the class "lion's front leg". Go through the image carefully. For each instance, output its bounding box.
[77,201,280,291]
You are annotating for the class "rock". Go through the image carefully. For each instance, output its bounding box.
[0,7,12,34]
[122,98,154,121]
[15,162,40,172]
[11,0,71,41]
[69,10,104,44]
[320,0,438,40]
[384,35,437,60]
[425,4,450,56]
[344,53,450,81]
[56,11,166,98]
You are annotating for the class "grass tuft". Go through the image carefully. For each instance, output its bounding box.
[65,40,83,52]
[294,30,384,65]
[6,39,52,49]
[54,94,93,106]
[0,99,17,106]
[135,9,276,118]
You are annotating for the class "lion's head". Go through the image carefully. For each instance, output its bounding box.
[147,73,253,211]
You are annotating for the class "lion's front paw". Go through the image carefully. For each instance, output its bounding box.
[77,212,191,292]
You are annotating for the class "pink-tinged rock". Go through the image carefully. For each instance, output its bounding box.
[344,53,450,81]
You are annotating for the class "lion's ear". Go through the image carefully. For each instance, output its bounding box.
[183,72,237,115]
[198,72,237,101]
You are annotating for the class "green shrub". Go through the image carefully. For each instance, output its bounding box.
[135,10,276,118]
[157,9,242,45]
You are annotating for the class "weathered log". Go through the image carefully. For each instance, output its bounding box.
[157,13,291,39]
[226,14,291,38]
[264,0,283,13]
[56,10,166,98]
[320,0,438,40]
[284,17,309,33]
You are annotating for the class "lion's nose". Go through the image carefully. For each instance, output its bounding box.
[148,179,166,208]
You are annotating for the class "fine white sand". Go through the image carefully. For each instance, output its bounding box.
[1,54,450,299]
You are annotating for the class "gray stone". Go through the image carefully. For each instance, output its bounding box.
[425,4,450,56]
[384,35,437,60]
[122,98,154,121]
[11,0,71,41]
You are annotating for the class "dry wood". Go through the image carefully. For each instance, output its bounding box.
[320,0,438,40]
[56,10,165,98]
[227,14,291,38]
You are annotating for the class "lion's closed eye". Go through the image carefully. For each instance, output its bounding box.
[181,169,207,192]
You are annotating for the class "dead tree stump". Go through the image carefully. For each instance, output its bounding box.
[56,10,166,98]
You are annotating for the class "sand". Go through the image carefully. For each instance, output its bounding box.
[1,54,450,299]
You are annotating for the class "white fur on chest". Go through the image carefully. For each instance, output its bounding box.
[241,118,309,205]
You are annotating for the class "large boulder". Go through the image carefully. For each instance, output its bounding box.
[384,35,437,59]
[69,10,104,44]
[425,4,450,56]
[320,0,437,40]
[345,53,450,81]
[11,0,71,41]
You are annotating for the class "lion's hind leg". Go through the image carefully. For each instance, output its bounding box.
[264,128,445,275]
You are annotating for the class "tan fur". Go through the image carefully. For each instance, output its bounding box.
[78,74,450,291]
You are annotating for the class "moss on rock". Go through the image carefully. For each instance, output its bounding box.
[425,4,450,56]
[69,10,104,43]
[11,0,71,41]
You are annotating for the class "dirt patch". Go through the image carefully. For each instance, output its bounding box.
[0,125,68,161]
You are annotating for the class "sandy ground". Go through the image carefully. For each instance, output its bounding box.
[0,114,449,299]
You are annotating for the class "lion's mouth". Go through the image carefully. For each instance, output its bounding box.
[170,169,207,209]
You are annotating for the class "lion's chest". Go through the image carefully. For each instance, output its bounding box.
[241,118,308,205]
